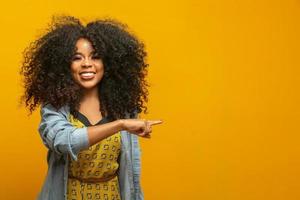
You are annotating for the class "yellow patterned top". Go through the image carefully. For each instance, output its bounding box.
[66,112,121,200]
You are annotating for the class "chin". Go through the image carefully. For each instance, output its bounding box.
[82,85,98,90]
[78,82,99,90]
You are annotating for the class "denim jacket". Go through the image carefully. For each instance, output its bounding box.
[37,103,144,200]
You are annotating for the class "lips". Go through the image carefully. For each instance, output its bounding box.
[79,71,96,80]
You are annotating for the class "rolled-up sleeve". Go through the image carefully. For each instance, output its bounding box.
[38,103,90,161]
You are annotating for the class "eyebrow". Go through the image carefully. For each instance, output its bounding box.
[73,51,96,56]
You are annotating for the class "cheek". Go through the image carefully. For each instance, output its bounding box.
[96,62,104,72]
[70,62,79,72]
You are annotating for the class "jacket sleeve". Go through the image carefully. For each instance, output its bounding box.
[131,110,144,199]
[131,134,144,200]
[38,103,90,161]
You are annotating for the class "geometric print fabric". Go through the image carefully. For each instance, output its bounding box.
[66,113,121,200]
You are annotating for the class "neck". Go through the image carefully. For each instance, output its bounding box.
[82,87,99,100]
[79,87,100,111]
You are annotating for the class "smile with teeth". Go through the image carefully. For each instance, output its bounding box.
[80,72,96,79]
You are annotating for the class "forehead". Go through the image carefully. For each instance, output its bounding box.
[75,38,94,51]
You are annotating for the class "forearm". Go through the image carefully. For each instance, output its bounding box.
[87,119,125,146]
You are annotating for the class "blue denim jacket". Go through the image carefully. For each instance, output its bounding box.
[37,103,144,200]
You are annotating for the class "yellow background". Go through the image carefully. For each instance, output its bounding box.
[0,0,299,199]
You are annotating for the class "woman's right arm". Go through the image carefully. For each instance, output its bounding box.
[87,115,163,145]
[38,103,158,161]
[38,103,125,161]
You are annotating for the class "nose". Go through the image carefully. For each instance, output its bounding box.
[82,58,92,67]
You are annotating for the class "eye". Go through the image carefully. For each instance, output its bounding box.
[72,56,81,61]
[92,54,101,59]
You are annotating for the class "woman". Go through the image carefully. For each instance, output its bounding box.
[20,15,162,200]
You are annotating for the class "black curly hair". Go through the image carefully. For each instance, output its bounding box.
[19,15,149,120]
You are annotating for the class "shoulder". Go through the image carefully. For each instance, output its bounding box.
[40,102,70,119]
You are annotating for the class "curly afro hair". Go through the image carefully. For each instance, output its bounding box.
[19,15,149,120]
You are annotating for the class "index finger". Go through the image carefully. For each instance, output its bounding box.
[148,120,163,126]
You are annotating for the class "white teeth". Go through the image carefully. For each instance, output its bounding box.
[80,72,95,79]
[81,72,94,76]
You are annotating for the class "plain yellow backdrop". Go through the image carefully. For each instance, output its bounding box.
[0,0,299,199]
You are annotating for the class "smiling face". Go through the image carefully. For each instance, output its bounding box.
[70,38,104,90]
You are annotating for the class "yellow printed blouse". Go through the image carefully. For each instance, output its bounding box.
[66,111,121,200]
